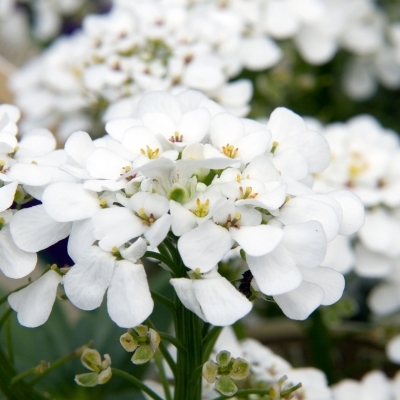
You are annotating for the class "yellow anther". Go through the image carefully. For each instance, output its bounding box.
[271,141,279,154]
[99,198,108,208]
[193,198,210,218]
[31,160,38,165]
[236,174,241,183]
[240,186,258,199]
[0,160,4,172]
[0,217,5,229]
[222,143,239,158]
[123,165,131,172]
[234,213,241,221]
[111,246,119,253]
[140,145,160,159]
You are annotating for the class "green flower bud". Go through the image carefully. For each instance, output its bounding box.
[120,332,139,352]
[203,350,250,396]
[75,349,112,387]
[98,367,112,384]
[81,349,102,372]
[215,375,238,397]
[202,360,219,383]
[131,345,154,365]
[216,350,231,368]
[229,357,249,380]
[120,325,160,365]
[75,372,99,387]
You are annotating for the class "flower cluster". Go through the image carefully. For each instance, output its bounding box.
[4,90,364,329]
[210,329,333,400]
[10,0,396,141]
[332,369,400,400]
[311,115,400,297]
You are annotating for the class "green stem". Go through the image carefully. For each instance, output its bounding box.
[146,318,177,376]
[6,316,13,366]
[144,251,179,275]
[0,308,12,331]
[151,291,176,316]
[159,332,186,353]
[111,368,164,400]
[159,340,177,377]
[174,290,203,400]
[154,350,173,400]
[0,282,41,306]
[202,326,223,363]
[305,309,334,383]
[10,367,37,386]
[28,342,92,386]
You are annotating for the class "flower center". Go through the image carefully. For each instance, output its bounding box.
[140,145,160,159]
[193,198,210,217]
[239,186,258,199]
[222,143,239,158]
[136,208,155,226]
[169,131,183,143]
[224,213,241,228]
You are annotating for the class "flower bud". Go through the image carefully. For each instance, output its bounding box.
[120,325,160,365]
[75,348,112,387]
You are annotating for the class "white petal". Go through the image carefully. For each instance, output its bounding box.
[178,108,211,144]
[10,205,72,252]
[278,197,340,242]
[145,214,172,248]
[64,246,115,310]
[178,220,233,272]
[8,270,61,327]
[210,113,245,150]
[42,182,100,222]
[321,235,355,274]
[105,118,141,142]
[354,244,393,278]
[194,277,252,326]
[0,181,18,212]
[299,266,344,305]
[86,148,131,179]
[119,237,147,263]
[17,128,56,157]
[68,219,95,263]
[107,260,153,328]
[274,281,325,320]
[368,283,400,316]
[182,63,225,91]
[0,225,37,278]
[229,225,283,256]
[358,210,400,255]
[327,190,365,235]
[282,221,327,268]
[170,278,206,321]
[137,92,182,124]
[170,200,197,236]
[241,37,281,70]
[65,131,95,167]
[7,164,51,186]
[387,335,400,364]
[236,130,271,164]
[92,208,146,251]
[247,244,302,295]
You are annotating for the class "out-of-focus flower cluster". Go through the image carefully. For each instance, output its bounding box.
[1,90,364,329]
[10,0,400,141]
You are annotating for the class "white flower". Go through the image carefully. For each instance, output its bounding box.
[8,270,62,328]
[332,370,394,400]
[64,245,153,328]
[170,268,252,326]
